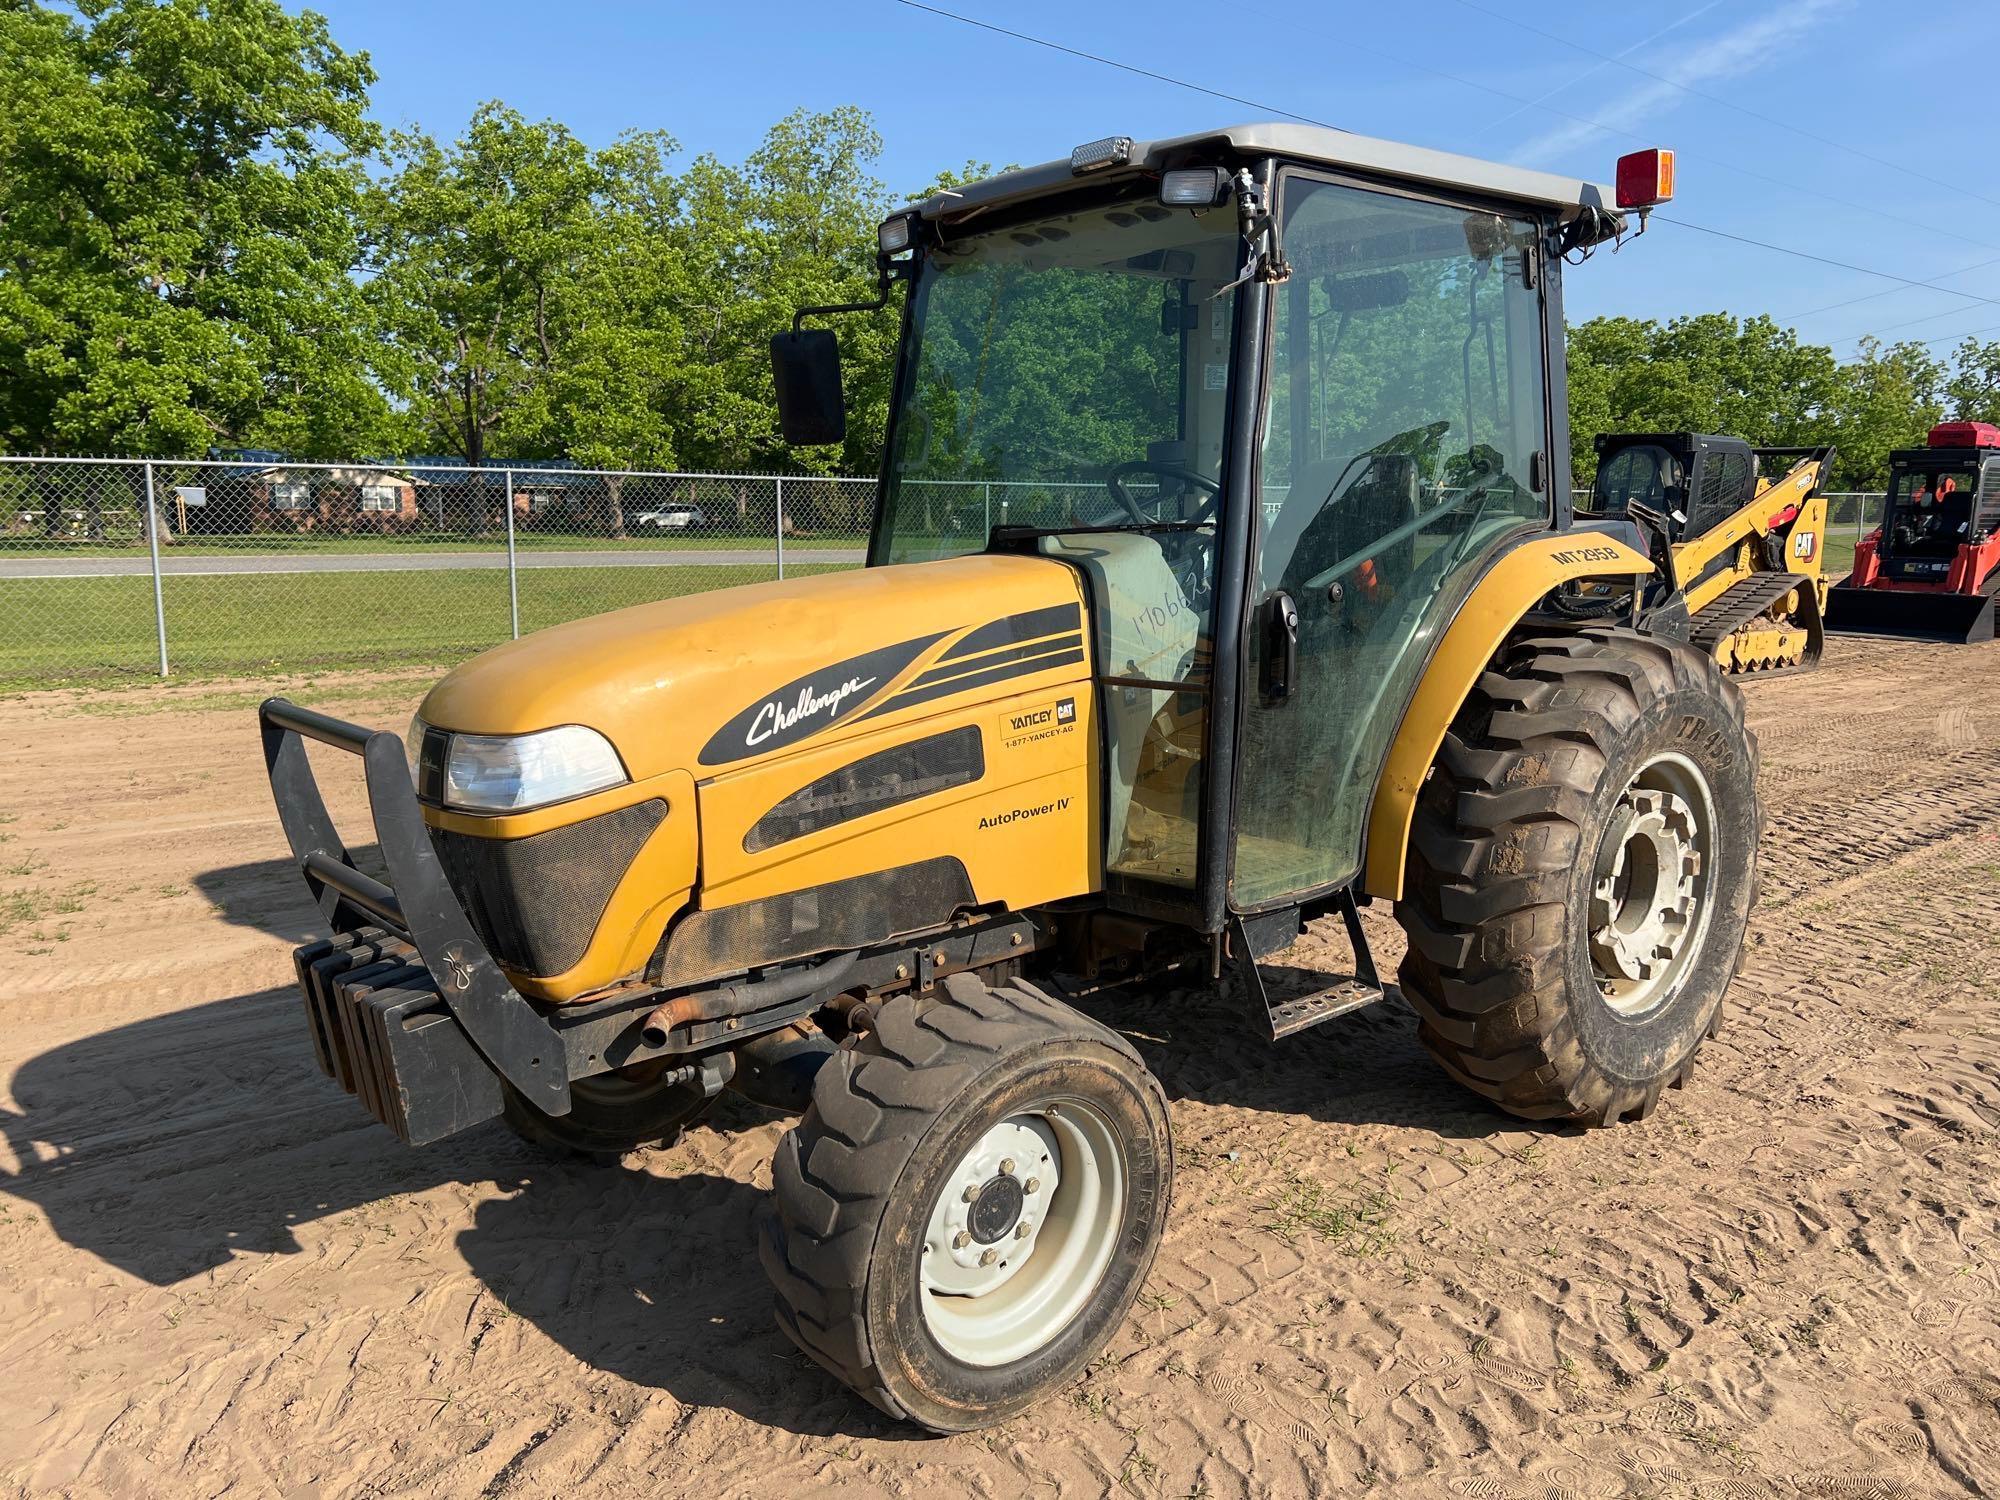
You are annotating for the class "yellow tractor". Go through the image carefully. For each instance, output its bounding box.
[261,128,1758,1430]
[1585,432,1836,675]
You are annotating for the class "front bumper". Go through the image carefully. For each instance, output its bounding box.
[259,698,574,1141]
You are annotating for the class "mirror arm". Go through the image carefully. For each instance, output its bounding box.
[791,259,910,334]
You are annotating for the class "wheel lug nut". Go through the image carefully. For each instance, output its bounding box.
[962,1185,979,1203]
[953,1230,970,1248]
[1025,1178,1040,1193]
[1015,1222,1032,1239]
[979,1249,998,1266]
[999,1157,1015,1175]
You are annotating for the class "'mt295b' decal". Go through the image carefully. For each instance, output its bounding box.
[699,632,948,765]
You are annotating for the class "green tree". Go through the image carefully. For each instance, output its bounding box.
[365,104,613,469]
[1565,313,1842,484]
[1944,336,2000,426]
[0,0,388,459]
[1834,338,1944,491]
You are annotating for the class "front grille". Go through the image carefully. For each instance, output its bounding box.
[428,798,667,977]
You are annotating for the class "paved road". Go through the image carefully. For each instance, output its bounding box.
[0,548,865,579]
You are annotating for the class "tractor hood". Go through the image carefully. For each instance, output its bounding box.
[416,554,1092,782]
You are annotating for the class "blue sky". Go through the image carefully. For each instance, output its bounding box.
[318,0,2000,359]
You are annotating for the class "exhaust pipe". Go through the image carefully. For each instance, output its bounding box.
[640,949,861,1048]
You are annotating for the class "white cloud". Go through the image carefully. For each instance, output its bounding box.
[1511,0,1850,165]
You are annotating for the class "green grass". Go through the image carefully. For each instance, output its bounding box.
[0,529,866,558]
[0,563,854,691]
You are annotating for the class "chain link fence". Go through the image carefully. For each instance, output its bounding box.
[0,453,1892,691]
[0,457,874,689]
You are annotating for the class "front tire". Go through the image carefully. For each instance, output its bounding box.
[759,974,1173,1431]
[1395,627,1760,1126]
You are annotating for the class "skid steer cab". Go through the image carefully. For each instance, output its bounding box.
[1586,431,1836,675]
[1829,420,2000,642]
[259,126,1761,1431]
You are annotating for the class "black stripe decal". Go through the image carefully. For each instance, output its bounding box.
[940,603,1082,661]
[908,632,1083,689]
[858,648,1087,720]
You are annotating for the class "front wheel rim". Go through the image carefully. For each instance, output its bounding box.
[1589,750,1718,1018]
[918,1099,1128,1367]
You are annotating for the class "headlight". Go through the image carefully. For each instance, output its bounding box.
[435,725,629,812]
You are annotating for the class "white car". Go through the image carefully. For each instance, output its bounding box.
[633,503,710,531]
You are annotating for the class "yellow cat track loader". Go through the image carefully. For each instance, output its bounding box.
[1585,432,1836,675]
[259,130,1760,1430]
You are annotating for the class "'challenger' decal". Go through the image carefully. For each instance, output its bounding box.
[699,632,948,765]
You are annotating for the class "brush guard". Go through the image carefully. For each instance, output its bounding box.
[259,698,571,1140]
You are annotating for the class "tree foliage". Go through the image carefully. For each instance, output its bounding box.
[7,0,2000,502]
[0,0,385,455]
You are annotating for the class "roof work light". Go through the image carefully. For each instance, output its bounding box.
[878,215,913,256]
[1159,167,1231,208]
[1615,148,1675,209]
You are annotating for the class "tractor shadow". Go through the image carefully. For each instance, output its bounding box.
[0,949,1547,1437]
[0,983,892,1437]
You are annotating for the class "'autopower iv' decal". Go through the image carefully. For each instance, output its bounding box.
[698,632,948,765]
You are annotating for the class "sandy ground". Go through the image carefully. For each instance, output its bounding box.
[0,640,1995,1499]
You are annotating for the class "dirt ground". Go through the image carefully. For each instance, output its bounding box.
[0,639,1995,1499]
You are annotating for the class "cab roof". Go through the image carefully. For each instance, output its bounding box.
[910,122,1619,226]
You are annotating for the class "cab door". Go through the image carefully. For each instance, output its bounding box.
[1229,171,1556,909]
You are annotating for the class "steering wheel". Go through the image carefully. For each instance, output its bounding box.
[1105,462,1222,526]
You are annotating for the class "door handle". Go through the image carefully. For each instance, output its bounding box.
[1261,590,1299,703]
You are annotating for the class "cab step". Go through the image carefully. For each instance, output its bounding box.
[1233,890,1387,1041]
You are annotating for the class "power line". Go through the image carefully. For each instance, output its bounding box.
[1649,218,2000,312]
[1787,253,2000,324]
[919,0,2000,260]
[1438,0,2000,213]
[1486,0,1728,128]
[889,1,2000,314]
[887,2,1347,132]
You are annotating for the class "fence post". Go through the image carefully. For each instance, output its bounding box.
[775,476,786,580]
[143,461,168,677]
[504,467,520,639]
[984,481,992,539]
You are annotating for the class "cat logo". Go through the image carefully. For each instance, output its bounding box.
[1792,530,1817,562]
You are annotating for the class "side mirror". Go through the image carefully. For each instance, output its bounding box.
[770,329,847,447]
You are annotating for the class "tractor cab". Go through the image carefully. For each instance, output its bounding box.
[776,126,1661,932]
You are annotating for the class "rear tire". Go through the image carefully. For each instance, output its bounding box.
[1395,627,1759,1126]
[759,974,1172,1431]
[502,1061,713,1162]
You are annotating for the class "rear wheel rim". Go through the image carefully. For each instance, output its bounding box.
[1589,750,1717,1018]
[918,1099,1127,1368]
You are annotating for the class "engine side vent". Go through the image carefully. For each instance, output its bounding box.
[744,726,984,854]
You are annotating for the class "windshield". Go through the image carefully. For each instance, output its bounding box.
[1594,444,1683,512]
[874,190,1243,564]
[1885,461,1981,558]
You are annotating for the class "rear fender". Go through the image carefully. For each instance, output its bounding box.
[1360,532,1654,901]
